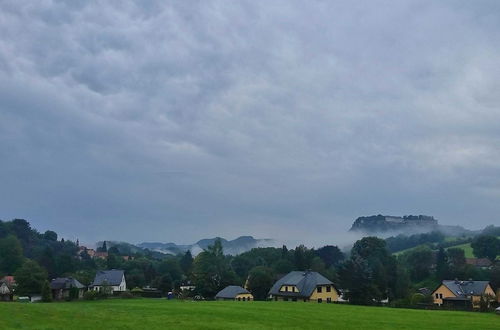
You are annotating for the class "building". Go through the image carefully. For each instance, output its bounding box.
[268,271,339,303]
[0,282,13,301]
[50,277,86,300]
[432,280,496,309]
[215,286,253,301]
[465,258,492,269]
[89,270,126,293]
[93,251,109,260]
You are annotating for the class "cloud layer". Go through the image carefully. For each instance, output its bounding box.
[1,1,500,245]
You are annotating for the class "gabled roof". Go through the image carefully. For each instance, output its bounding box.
[215,285,250,299]
[438,280,491,298]
[268,271,333,298]
[50,277,85,290]
[91,270,125,286]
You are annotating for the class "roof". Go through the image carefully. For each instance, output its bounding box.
[437,280,491,298]
[465,258,492,267]
[215,286,250,299]
[268,271,334,298]
[50,278,85,290]
[0,276,15,285]
[91,270,125,286]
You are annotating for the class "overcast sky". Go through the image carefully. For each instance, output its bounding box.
[1,1,500,246]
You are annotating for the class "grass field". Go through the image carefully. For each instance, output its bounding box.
[1,299,499,329]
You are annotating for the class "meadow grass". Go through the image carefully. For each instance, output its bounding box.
[1,299,499,329]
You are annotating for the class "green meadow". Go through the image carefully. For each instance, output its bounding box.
[1,299,498,329]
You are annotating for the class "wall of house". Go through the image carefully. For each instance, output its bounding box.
[432,285,455,305]
[471,285,497,308]
[279,285,298,293]
[309,285,339,303]
[235,293,253,301]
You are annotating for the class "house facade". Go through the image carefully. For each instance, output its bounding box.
[215,286,253,301]
[268,271,339,303]
[432,280,496,309]
[50,277,85,300]
[90,270,126,293]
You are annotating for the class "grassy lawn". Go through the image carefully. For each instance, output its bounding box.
[1,299,499,329]
[447,242,474,258]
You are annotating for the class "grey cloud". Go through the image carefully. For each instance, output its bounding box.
[1,0,500,246]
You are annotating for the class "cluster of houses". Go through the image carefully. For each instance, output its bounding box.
[0,270,127,302]
[214,270,499,310]
[1,268,499,310]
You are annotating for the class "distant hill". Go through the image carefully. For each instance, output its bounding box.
[138,236,280,256]
[350,214,439,234]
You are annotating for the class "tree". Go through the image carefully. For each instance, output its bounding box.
[247,266,274,300]
[404,247,433,282]
[43,230,58,241]
[293,245,313,270]
[97,241,108,253]
[315,245,344,268]
[344,237,399,304]
[179,251,194,275]
[41,280,52,302]
[192,239,237,297]
[435,247,449,281]
[471,236,500,262]
[0,235,24,274]
[14,260,48,296]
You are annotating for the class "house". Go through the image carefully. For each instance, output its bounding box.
[50,277,86,300]
[0,282,13,301]
[93,251,108,260]
[432,280,496,309]
[215,286,253,301]
[180,281,196,291]
[89,270,126,293]
[465,258,492,269]
[268,270,339,303]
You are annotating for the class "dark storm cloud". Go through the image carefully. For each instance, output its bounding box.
[1,0,500,245]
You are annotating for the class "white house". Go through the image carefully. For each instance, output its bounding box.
[89,270,126,293]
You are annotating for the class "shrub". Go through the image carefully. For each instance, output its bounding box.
[131,287,144,297]
[83,291,99,301]
[41,280,52,303]
[120,291,134,299]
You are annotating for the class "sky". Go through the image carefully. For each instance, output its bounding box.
[1,1,500,247]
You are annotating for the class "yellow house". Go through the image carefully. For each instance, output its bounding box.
[432,280,496,309]
[215,286,254,301]
[268,271,339,303]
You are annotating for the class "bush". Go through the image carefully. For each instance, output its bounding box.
[41,280,52,303]
[131,287,144,297]
[83,291,99,301]
[120,291,134,299]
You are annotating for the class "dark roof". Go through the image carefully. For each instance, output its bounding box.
[91,270,125,286]
[215,286,250,299]
[50,277,85,290]
[268,271,334,298]
[465,258,492,267]
[439,280,490,298]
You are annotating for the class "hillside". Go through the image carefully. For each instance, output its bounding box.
[1,300,498,330]
[138,236,280,256]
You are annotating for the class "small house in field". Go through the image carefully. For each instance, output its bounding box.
[50,277,86,300]
[432,280,496,309]
[0,282,13,301]
[89,270,126,293]
[215,286,253,301]
[268,270,339,303]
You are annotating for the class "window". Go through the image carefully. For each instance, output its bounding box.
[318,298,323,303]
[285,286,289,292]
[327,298,332,303]
[435,293,439,299]
[237,297,241,301]
[242,297,246,301]
[326,286,331,292]
[317,286,322,293]
[439,294,443,299]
